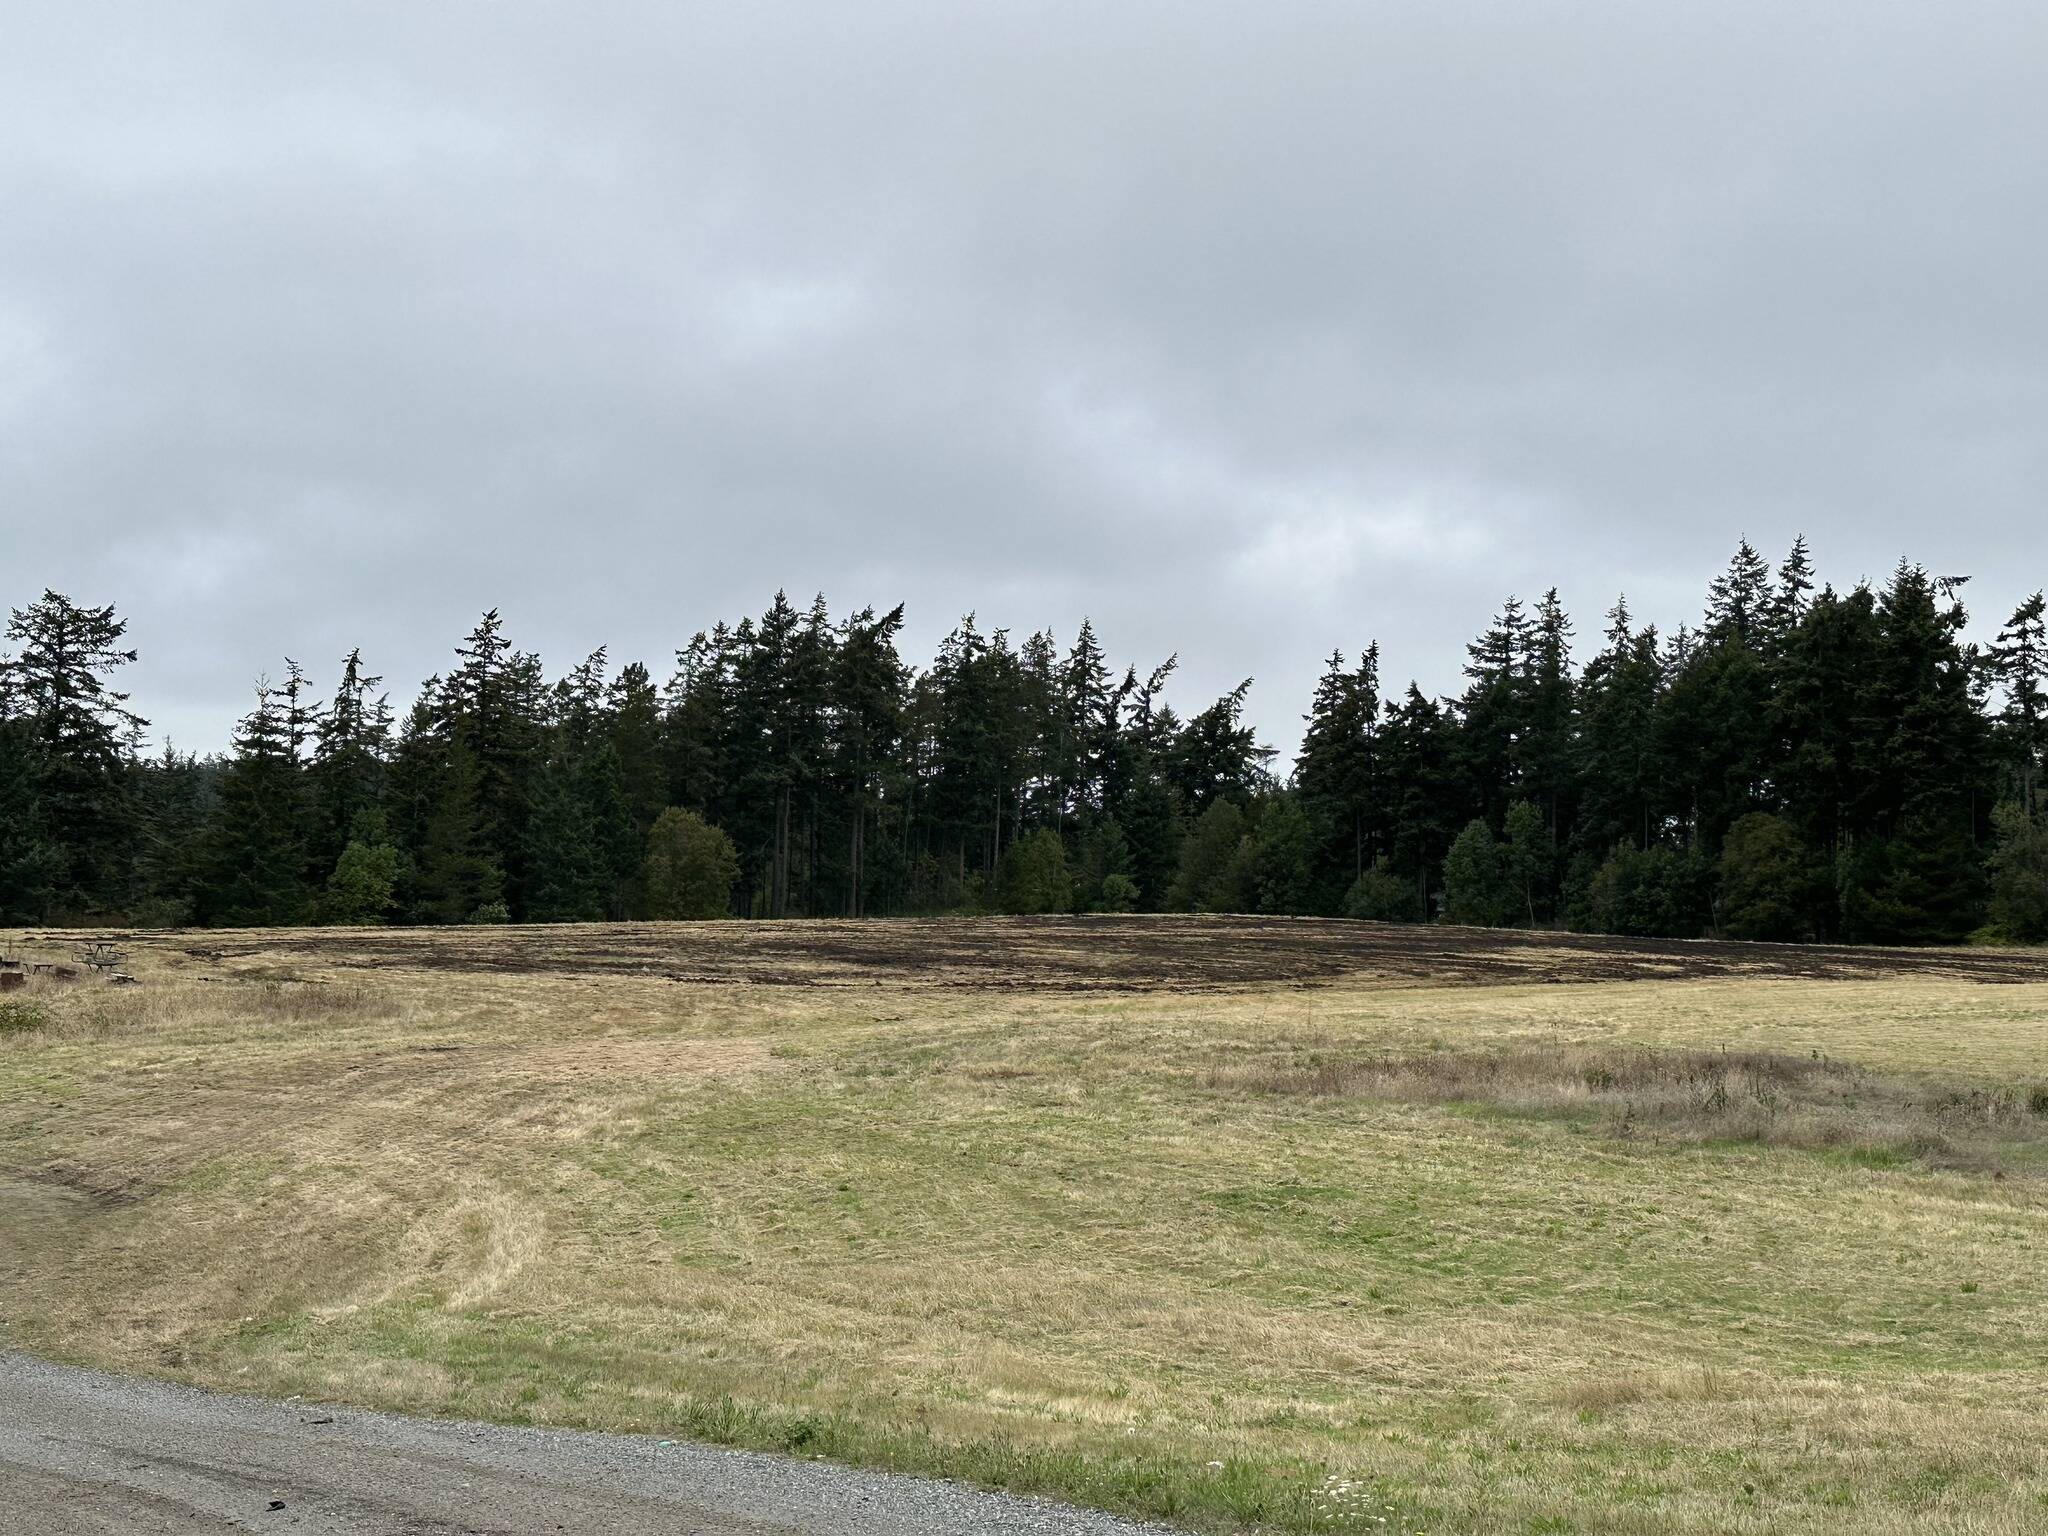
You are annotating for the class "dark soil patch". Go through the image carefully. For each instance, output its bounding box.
[74,916,2048,993]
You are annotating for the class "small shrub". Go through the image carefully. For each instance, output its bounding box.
[468,900,512,925]
[1097,873,1140,913]
[0,998,50,1036]
[643,807,741,919]
[1343,862,1420,923]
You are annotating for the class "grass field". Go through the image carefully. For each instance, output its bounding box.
[4,917,2047,1534]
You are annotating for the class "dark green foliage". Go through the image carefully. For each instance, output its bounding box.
[308,650,391,877]
[1584,844,1711,938]
[1118,768,1183,911]
[1441,819,1517,927]
[1991,592,2045,815]
[1342,862,1418,922]
[3,591,145,915]
[1096,872,1139,913]
[321,841,403,925]
[1502,800,1549,926]
[1070,819,1134,914]
[128,745,215,926]
[1986,803,2048,942]
[414,740,505,924]
[1166,679,1271,815]
[1982,798,2048,946]
[195,674,314,927]
[1296,648,1382,896]
[1167,801,1254,913]
[521,754,613,922]
[2,539,2034,944]
[997,828,1072,915]
[642,807,741,919]
[1250,795,1320,916]
[1718,813,1813,941]
[440,611,546,912]
[0,717,60,923]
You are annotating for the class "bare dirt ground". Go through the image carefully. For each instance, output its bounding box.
[18,914,2048,991]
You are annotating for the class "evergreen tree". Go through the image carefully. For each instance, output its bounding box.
[1770,584,1881,882]
[1519,591,1577,846]
[415,738,504,923]
[1167,799,1253,912]
[1992,592,2046,814]
[308,649,391,878]
[1120,765,1183,911]
[521,752,611,922]
[1763,535,1817,642]
[0,546,2031,942]
[1985,803,2048,941]
[1295,647,1382,892]
[663,628,733,815]
[1704,537,1773,649]
[439,611,544,913]
[1096,872,1140,912]
[129,744,214,925]
[1838,564,1989,944]
[834,605,907,916]
[1060,620,1115,818]
[1167,679,1271,816]
[1250,794,1319,915]
[1574,598,1662,857]
[1072,817,1135,913]
[197,678,313,927]
[0,715,60,922]
[1379,685,1459,919]
[1456,598,1529,826]
[2,591,145,914]
[608,660,666,836]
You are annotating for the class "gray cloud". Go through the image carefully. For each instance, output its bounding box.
[4,1,2044,758]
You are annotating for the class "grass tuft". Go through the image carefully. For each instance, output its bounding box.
[1210,1043,2048,1175]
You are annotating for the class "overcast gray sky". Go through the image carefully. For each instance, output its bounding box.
[3,1,2044,762]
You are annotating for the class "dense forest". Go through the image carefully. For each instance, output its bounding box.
[2,539,2045,944]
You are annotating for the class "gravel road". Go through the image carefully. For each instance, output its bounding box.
[0,1355,1184,1535]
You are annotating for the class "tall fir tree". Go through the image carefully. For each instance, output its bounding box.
[197,677,314,927]
[2,591,146,914]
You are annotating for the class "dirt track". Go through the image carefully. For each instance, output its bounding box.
[0,1355,1176,1536]
[32,914,2048,992]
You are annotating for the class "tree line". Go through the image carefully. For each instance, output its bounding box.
[2,539,2044,943]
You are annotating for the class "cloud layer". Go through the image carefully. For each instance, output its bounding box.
[5,2,2044,757]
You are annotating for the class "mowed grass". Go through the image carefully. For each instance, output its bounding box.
[3,927,2047,1534]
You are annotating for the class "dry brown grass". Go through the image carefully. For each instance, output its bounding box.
[4,922,2048,1533]
[1212,1042,2048,1174]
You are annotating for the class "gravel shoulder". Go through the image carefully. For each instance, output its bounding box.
[0,1354,1182,1535]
